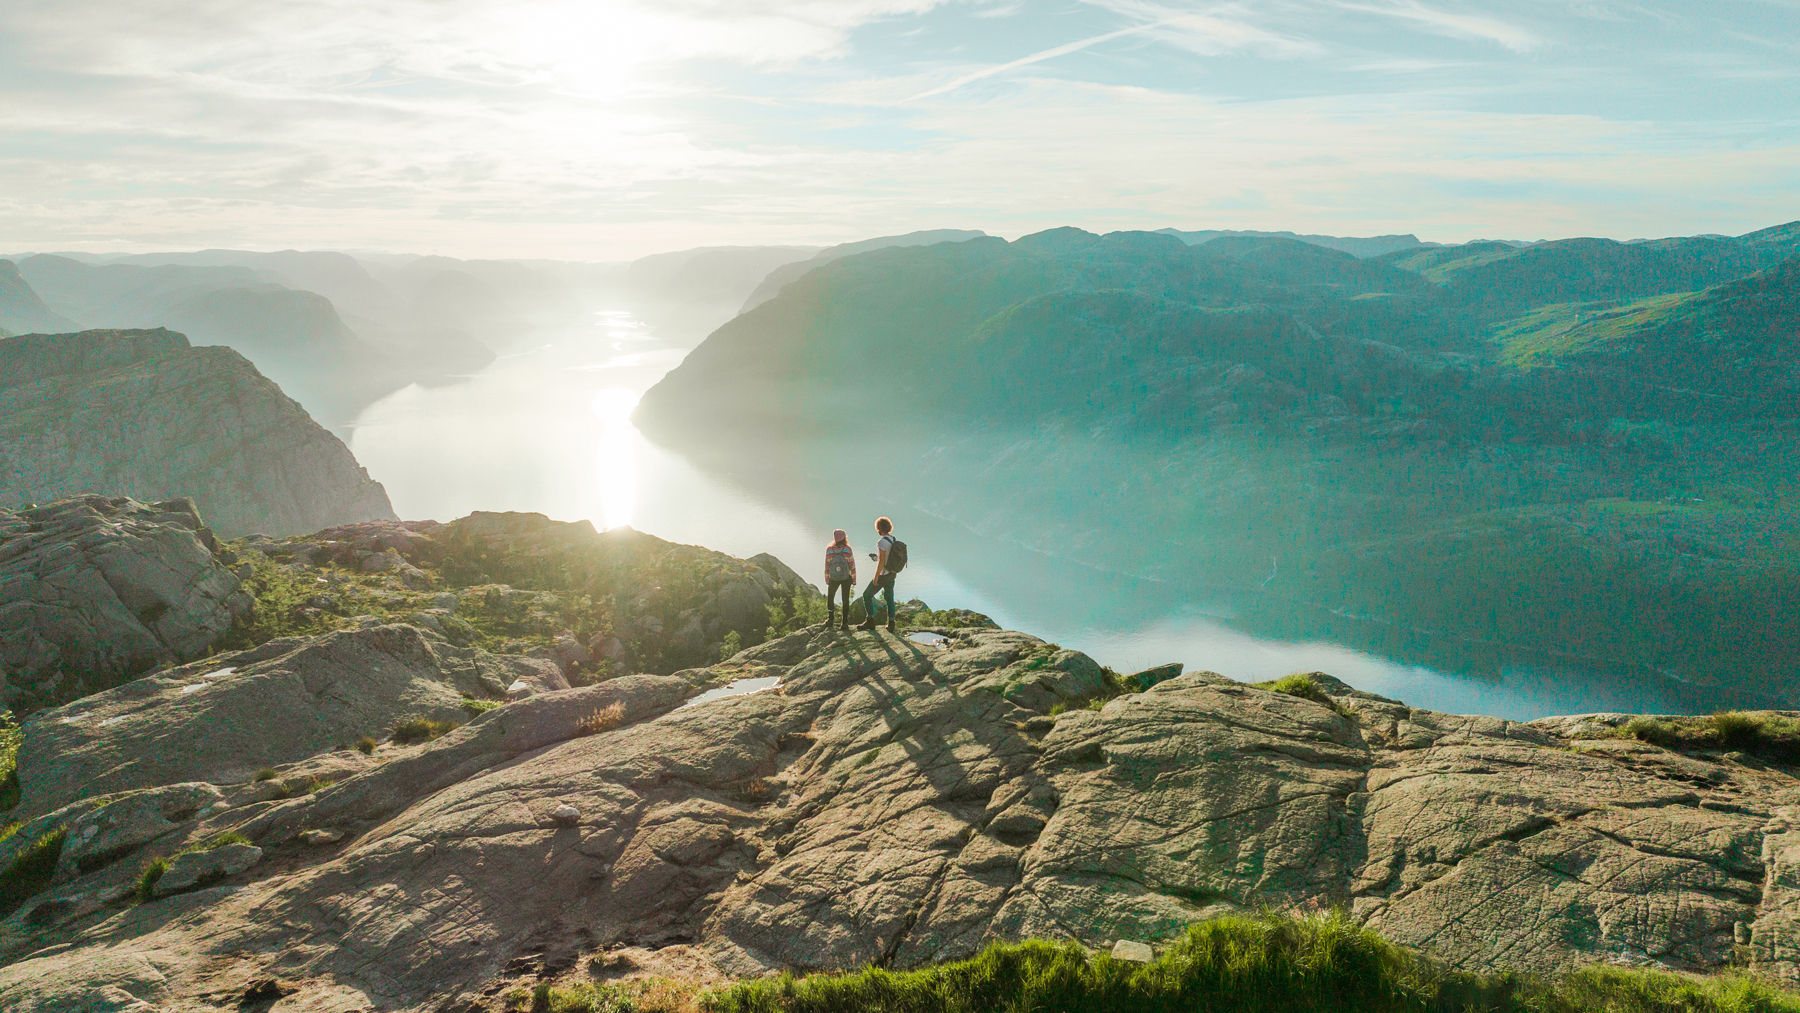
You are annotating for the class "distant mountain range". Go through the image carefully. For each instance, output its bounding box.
[639,220,1800,694]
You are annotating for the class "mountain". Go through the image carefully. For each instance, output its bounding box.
[0,261,76,335]
[2,513,1799,1007]
[624,244,819,307]
[739,229,987,312]
[0,328,396,538]
[1157,227,1429,258]
[639,224,1800,692]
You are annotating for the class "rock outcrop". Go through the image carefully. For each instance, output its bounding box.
[4,621,1799,1011]
[0,496,250,710]
[0,330,396,537]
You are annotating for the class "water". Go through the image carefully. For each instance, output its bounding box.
[350,311,1745,721]
[681,676,783,709]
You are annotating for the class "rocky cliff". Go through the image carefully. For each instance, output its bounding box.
[6,512,1800,1010]
[0,328,396,538]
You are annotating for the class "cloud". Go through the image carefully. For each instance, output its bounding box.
[1335,1,1542,52]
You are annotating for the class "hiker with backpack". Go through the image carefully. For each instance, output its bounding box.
[857,516,906,632]
[824,528,857,631]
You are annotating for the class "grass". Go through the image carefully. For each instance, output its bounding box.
[1255,674,1349,717]
[355,736,378,755]
[462,698,504,717]
[505,981,650,1013]
[1618,712,1800,763]
[253,768,278,782]
[0,709,20,811]
[576,702,627,737]
[0,826,67,917]
[1047,666,1133,718]
[733,779,775,805]
[391,717,461,745]
[698,913,1800,1013]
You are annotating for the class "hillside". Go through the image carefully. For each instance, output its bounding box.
[0,261,75,335]
[638,224,1800,693]
[0,328,395,539]
[6,505,1800,1009]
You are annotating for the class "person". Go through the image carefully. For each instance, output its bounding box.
[824,528,856,631]
[857,516,898,632]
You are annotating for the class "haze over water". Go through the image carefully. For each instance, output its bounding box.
[350,309,1729,722]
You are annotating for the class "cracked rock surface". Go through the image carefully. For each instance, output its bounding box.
[5,628,1800,1011]
[0,495,251,709]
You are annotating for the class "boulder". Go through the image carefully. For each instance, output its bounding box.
[152,843,262,896]
[0,496,250,709]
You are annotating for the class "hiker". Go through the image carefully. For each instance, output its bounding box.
[824,528,856,630]
[857,516,906,632]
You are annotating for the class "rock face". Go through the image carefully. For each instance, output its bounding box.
[0,330,396,537]
[9,622,564,819]
[0,496,250,710]
[5,623,1800,1011]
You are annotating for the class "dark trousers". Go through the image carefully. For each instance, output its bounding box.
[827,579,853,623]
[861,573,896,623]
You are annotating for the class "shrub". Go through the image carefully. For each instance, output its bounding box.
[577,702,627,737]
[391,717,460,745]
[0,710,20,812]
[0,826,66,917]
[719,629,743,662]
[304,777,336,795]
[355,736,378,755]
[253,768,278,782]
[733,779,774,805]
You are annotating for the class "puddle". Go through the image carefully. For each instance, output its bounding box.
[680,676,781,708]
[178,683,207,695]
[202,667,236,679]
[906,632,949,648]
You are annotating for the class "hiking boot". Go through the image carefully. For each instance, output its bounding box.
[856,617,878,631]
[838,617,850,631]
[885,620,896,633]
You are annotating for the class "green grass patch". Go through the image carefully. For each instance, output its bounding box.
[0,709,21,811]
[504,982,643,1013]
[253,768,278,782]
[0,826,67,917]
[1487,292,1693,367]
[391,717,461,745]
[1254,674,1348,716]
[136,856,168,901]
[1619,712,1800,763]
[700,912,1800,1013]
[461,698,504,717]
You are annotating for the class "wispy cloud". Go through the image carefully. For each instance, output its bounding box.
[1336,1,1542,52]
[909,20,1174,100]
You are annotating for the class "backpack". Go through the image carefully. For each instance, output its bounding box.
[885,538,908,574]
[826,546,853,582]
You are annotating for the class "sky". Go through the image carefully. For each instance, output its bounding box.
[1,0,1796,260]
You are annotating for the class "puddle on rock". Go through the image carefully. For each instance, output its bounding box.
[681,675,781,708]
[906,632,949,648]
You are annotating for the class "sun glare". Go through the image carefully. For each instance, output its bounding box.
[591,387,642,530]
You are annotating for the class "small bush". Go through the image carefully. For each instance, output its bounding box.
[0,709,21,812]
[136,856,168,901]
[0,826,66,916]
[577,702,627,737]
[461,698,503,717]
[355,736,377,755]
[719,629,743,662]
[253,768,278,782]
[304,777,335,795]
[391,717,460,745]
